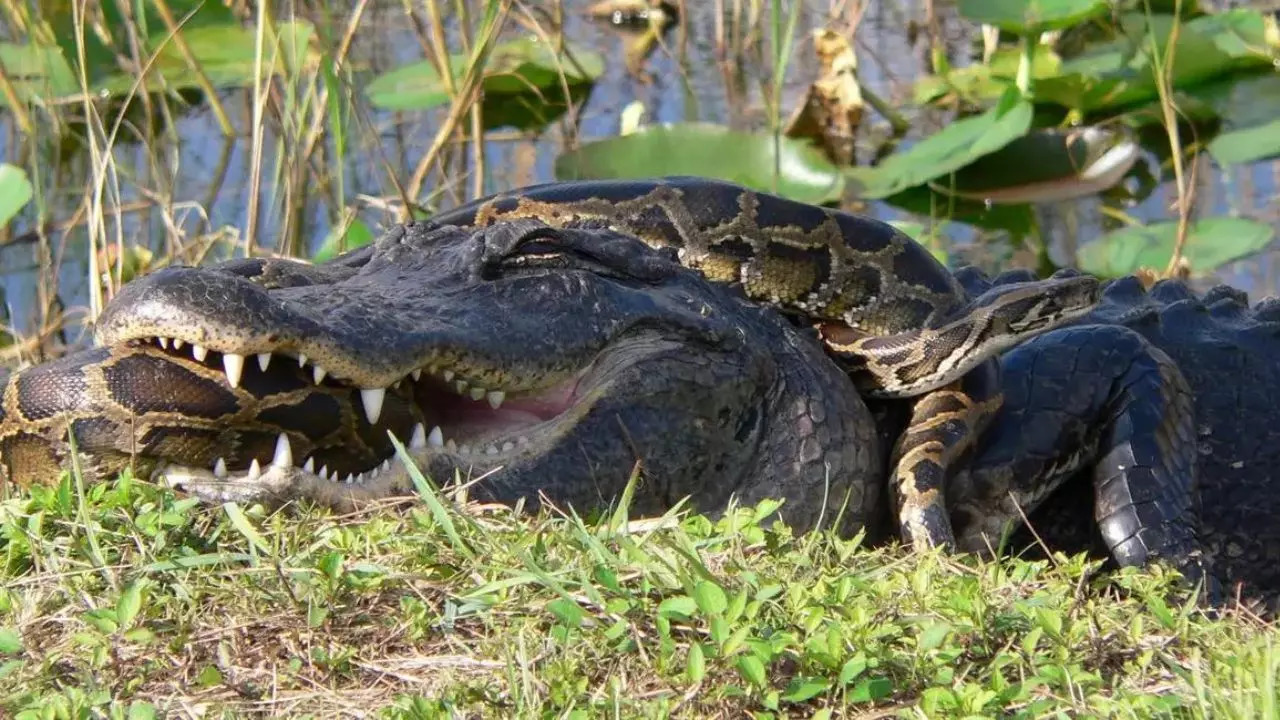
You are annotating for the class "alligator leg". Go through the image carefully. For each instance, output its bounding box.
[948,324,1212,591]
[889,359,1002,551]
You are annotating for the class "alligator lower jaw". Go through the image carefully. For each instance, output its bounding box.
[128,335,596,493]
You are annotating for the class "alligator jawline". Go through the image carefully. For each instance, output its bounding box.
[131,335,594,489]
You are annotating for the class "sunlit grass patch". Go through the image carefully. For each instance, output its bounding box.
[0,471,1276,718]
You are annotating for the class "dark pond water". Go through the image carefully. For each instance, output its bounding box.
[1,0,1278,346]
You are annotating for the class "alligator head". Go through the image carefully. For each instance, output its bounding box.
[1,219,882,533]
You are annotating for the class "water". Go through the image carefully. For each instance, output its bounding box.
[1,0,1278,349]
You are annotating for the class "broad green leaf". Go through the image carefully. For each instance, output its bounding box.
[554,122,845,205]
[930,126,1138,204]
[97,21,318,96]
[958,0,1109,34]
[914,46,1063,106]
[692,581,728,616]
[0,164,33,229]
[657,595,698,620]
[1208,118,1280,166]
[0,628,20,654]
[222,502,271,555]
[781,676,830,702]
[737,654,767,688]
[365,37,603,129]
[686,642,706,683]
[1037,11,1274,113]
[0,43,78,107]
[48,0,236,85]
[547,597,587,628]
[116,582,143,628]
[1187,72,1280,166]
[1077,217,1275,277]
[313,216,375,262]
[846,88,1033,199]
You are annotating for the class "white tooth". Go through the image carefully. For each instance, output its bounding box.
[173,339,185,350]
[487,391,505,409]
[257,352,272,372]
[443,370,456,382]
[502,441,515,451]
[303,457,315,473]
[446,439,457,451]
[381,458,391,472]
[213,457,227,478]
[272,433,292,468]
[428,426,444,448]
[223,353,246,388]
[458,445,471,455]
[485,445,499,456]
[158,337,170,349]
[319,465,330,481]
[355,472,366,485]
[246,458,261,480]
[366,467,379,480]
[359,387,386,424]
[455,381,469,394]
[409,424,427,449]
[343,473,355,485]
[298,353,308,367]
[411,369,422,381]
[313,365,327,384]
[469,386,486,401]
[192,344,208,362]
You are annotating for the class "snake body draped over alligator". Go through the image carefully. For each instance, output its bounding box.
[2,176,1260,602]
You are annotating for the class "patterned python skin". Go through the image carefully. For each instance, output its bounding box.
[0,177,1100,550]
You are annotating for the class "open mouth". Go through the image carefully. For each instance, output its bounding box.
[130,334,590,487]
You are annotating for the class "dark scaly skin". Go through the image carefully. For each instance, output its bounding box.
[949,268,1280,606]
[1,221,885,536]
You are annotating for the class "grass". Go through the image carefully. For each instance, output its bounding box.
[1,470,1278,718]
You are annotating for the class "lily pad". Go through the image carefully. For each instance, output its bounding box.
[930,125,1138,204]
[1188,72,1280,166]
[0,43,78,107]
[553,123,844,205]
[845,88,1033,200]
[96,21,318,96]
[1037,10,1275,113]
[914,46,1063,106]
[958,0,1109,34]
[1077,217,1275,276]
[0,163,32,228]
[48,0,236,86]
[365,37,603,110]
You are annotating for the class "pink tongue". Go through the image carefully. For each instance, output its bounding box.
[447,380,579,427]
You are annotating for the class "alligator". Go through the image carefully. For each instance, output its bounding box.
[0,178,1102,551]
[951,266,1280,606]
[4,177,1260,601]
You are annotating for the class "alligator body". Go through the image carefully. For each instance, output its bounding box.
[1,218,886,535]
[0,178,1102,556]
[947,268,1280,604]
[8,178,1264,600]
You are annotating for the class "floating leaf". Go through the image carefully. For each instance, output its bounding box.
[1077,217,1275,277]
[365,38,603,130]
[554,122,845,205]
[0,164,33,229]
[930,125,1138,204]
[845,88,1033,199]
[958,0,1109,34]
[1037,11,1275,113]
[97,21,318,97]
[1208,118,1280,167]
[0,43,78,107]
[1188,72,1280,166]
[914,46,1063,106]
